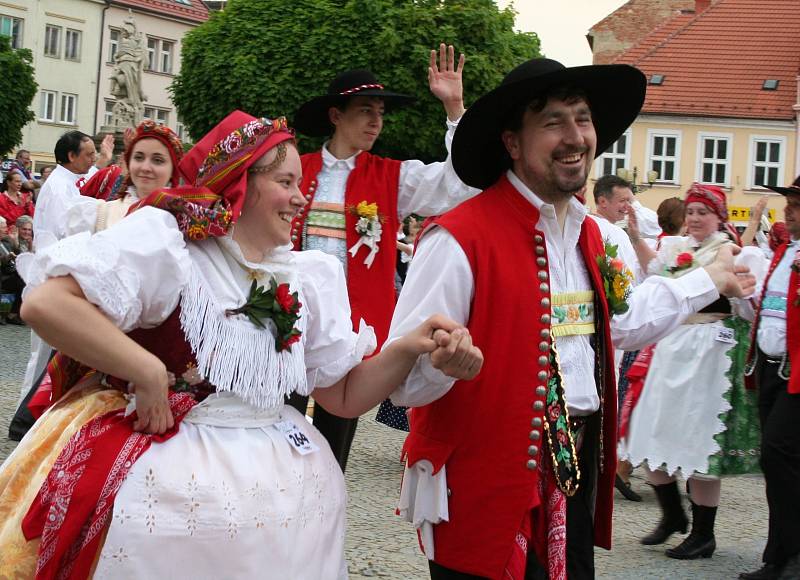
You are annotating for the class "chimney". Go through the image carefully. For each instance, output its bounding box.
[695,0,711,12]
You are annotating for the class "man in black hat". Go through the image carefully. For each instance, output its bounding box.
[385,57,757,579]
[739,176,800,580]
[288,44,478,471]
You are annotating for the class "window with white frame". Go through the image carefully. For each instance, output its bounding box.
[596,130,630,177]
[64,28,81,61]
[750,137,785,189]
[698,134,731,186]
[59,93,77,124]
[104,100,115,126]
[648,131,681,183]
[176,119,186,142]
[40,90,57,122]
[108,28,119,62]
[160,40,173,74]
[144,106,169,126]
[44,24,61,57]
[0,15,23,49]
[146,37,174,73]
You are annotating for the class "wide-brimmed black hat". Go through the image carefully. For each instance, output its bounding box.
[452,58,646,189]
[294,69,415,137]
[765,175,800,196]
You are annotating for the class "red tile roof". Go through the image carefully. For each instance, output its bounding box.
[613,0,800,121]
[111,0,208,25]
[588,0,694,64]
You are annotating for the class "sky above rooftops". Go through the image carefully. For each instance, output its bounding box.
[497,0,628,66]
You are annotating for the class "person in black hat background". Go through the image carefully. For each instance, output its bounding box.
[739,176,800,580]
[287,44,478,472]
[385,57,758,579]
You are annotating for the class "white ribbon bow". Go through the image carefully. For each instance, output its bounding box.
[348,219,383,268]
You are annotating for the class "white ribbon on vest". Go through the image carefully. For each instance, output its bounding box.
[348,217,382,268]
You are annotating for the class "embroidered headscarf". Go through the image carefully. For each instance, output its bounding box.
[684,183,743,245]
[124,120,185,189]
[131,112,295,240]
[685,182,727,223]
[179,111,295,223]
[81,121,185,202]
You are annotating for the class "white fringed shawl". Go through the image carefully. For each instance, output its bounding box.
[180,236,309,409]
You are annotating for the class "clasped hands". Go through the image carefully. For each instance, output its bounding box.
[403,314,484,381]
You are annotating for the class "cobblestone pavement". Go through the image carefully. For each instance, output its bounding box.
[1,323,769,579]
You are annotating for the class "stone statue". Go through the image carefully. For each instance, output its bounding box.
[108,12,146,129]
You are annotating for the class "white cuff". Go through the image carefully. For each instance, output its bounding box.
[306,319,376,391]
[397,460,449,561]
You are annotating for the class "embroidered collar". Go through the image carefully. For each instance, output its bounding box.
[321,142,358,170]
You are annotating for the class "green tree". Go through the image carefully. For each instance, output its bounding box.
[172,0,540,161]
[0,35,37,158]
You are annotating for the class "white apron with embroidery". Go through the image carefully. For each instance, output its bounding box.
[18,208,376,580]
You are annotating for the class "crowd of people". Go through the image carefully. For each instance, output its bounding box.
[0,46,796,580]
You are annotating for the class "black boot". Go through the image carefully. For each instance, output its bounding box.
[640,481,689,545]
[666,502,717,559]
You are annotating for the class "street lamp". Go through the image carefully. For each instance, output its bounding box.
[616,167,659,193]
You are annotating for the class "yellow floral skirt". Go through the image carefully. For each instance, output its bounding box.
[0,382,126,579]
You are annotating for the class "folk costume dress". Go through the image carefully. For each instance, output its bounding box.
[625,232,766,477]
[387,171,722,579]
[1,206,375,579]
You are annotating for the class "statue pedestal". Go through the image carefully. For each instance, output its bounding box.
[96,127,127,161]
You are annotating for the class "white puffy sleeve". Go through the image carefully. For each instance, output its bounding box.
[299,251,376,389]
[17,207,190,332]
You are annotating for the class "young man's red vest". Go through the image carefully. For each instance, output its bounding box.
[402,175,618,578]
[745,242,800,393]
[293,151,401,345]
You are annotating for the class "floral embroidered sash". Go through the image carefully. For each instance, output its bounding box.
[550,291,595,337]
[543,344,581,496]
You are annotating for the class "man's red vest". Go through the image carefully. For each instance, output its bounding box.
[292,151,401,345]
[745,242,800,393]
[402,175,617,578]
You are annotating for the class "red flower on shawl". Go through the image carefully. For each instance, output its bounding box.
[548,403,561,422]
[280,332,302,350]
[676,252,693,267]
[556,430,569,447]
[276,283,299,314]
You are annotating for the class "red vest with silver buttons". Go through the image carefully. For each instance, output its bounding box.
[293,151,401,345]
[402,175,617,578]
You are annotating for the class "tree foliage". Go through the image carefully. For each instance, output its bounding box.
[0,35,37,158]
[172,0,540,161]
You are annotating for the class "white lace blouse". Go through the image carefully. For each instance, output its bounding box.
[17,207,376,409]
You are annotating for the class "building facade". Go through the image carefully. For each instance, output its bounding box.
[591,0,800,225]
[0,0,206,171]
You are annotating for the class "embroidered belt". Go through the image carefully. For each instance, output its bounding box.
[306,201,346,240]
[550,291,595,337]
[761,291,787,320]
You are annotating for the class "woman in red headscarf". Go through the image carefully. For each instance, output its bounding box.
[623,183,767,561]
[0,111,480,578]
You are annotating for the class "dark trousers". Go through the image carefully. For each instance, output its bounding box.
[286,392,358,472]
[429,435,597,580]
[756,352,800,566]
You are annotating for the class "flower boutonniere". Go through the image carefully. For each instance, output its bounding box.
[225,278,302,351]
[596,241,634,316]
[668,251,695,274]
[347,201,383,268]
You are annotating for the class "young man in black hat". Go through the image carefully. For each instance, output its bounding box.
[289,44,478,471]
[739,176,800,580]
[386,57,757,579]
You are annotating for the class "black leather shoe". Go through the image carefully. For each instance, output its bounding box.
[615,474,643,502]
[739,563,781,580]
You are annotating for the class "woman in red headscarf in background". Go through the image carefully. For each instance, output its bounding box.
[623,184,768,561]
[0,111,480,578]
